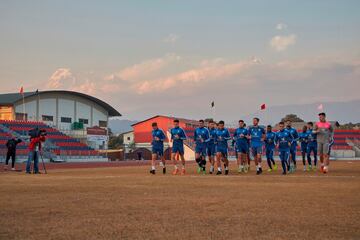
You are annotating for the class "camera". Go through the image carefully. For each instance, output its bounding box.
[29,128,47,138]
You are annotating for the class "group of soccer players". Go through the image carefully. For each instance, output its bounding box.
[150,112,334,175]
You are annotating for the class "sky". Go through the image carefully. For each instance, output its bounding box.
[1,0,359,121]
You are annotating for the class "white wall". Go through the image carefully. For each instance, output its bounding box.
[39,98,56,125]
[76,101,91,127]
[58,99,75,130]
[15,100,36,120]
[93,107,107,127]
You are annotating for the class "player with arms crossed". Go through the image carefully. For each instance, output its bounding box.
[215,120,231,175]
[313,112,334,173]
[170,119,187,175]
[247,117,266,175]
[275,121,293,175]
[233,120,249,173]
[264,125,277,172]
[206,120,217,174]
[194,120,210,174]
[150,122,166,175]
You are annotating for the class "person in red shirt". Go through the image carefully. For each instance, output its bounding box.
[26,135,46,174]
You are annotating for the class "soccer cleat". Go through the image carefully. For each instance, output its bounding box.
[197,167,201,174]
[303,166,307,172]
[149,169,155,175]
[181,168,186,175]
[172,168,179,175]
[273,164,278,171]
[267,168,272,172]
[163,167,166,174]
[282,171,286,175]
[244,165,248,173]
[313,165,317,172]
[26,172,31,174]
[238,168,242,173]
[202,169,206,175]
[256,168,262,175]
[225,169,229,175]
[216,170,222,175]
[11,168,16,171]
[320,166,324,173]
[308,165,312,171]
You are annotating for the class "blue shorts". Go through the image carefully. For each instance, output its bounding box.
[195,143,207,156]
[172,144,184,155]
[216,146,228,157]
[236,144,248,154]
[152,146,164,156]
[207,143,216,157]
[251,146,263,156]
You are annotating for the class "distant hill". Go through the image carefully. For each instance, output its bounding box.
[229,99,360,126]
[108,119,138,134]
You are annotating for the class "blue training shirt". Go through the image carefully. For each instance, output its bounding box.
[152,128,166,147]
[170,127,187,146]
[233,127,249,146]
[194,127,210,146]
[265,131,276,149]
[275,129,292,151]
[248,125,265,148]
[215,128,231,149]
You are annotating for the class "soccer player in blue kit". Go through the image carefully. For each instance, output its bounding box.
[207,120,217,174]
[275,122,293,175]
[215,120,231,175]
[233,120,249,173]
[285,120,298,173]
[247,118,266,175]
[150,122,167,175]
[306,122,318,171]
[264,125,277,172]
[194,120,210,174]
[170,119,187,175]
[298,125,309,171]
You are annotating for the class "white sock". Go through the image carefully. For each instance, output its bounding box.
[218,167,222,172]
[225,166,228,170]
[182,165,185,169]
[151,166,155,170]
[258,163,261,168]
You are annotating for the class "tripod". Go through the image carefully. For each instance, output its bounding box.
[30,151,47,174]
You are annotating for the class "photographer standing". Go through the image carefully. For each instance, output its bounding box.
[4,137,22,171]
[26,129,46,174]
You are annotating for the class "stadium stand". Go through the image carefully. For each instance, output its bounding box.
[0,120,99,160]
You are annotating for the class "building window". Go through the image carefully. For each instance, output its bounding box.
[61,117,72,123]
[127,137,131,141]
[15,113,27,121]
[99,120,107,127]
[79,118,89,124]
[42,115,54,122]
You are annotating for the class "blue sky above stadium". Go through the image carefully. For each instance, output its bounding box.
[0,0,359,121]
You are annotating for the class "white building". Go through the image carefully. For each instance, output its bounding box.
[0,90,121,149]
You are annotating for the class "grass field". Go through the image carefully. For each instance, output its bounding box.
[1,161,360,240]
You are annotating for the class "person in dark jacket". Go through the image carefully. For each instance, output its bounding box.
[5,137,22,171]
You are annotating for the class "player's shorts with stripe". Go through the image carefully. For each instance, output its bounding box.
[300,143,308,153]
[251,146,263,155]
[152,146,164,156]
[195,143,207,156]
[172,144,184,155]
[236,143,249,154]
[216,146,228,157]
[317,142,330,155]
[207,143,216,157]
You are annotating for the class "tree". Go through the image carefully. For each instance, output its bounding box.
[281,114,304,123]
[108,133,124,149]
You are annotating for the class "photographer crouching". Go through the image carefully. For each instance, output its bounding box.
[4,137,22,171]
[26,128,46,174]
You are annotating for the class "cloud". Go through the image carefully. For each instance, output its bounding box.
[47,68,76,89]
[134,59,257,94]
[105,54,181,82]
[276,23,287,30]
[270,34,296,51]
[163,34,179,43]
